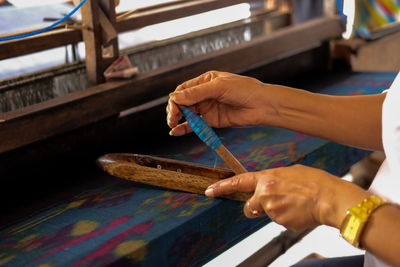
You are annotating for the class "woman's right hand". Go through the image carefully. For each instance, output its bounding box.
[167,71,282,136]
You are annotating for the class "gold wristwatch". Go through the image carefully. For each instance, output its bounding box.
[340,195,387,248]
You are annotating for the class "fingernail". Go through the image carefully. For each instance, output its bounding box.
[169,92,177,101]
[205,187,214,197]
[169,130,173,136]
[170,92,182,101]
[173,127,185,136]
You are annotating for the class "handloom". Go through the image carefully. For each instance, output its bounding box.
[0,1,396,266]
[0,72,396,266]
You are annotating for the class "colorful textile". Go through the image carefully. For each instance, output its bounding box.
[342,0,400,39]
[0,72,396,267]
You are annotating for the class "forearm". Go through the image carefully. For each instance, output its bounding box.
[361,204,400,266]
[331,188,400,266]
[266,85,385,151]
[319,177,400,266]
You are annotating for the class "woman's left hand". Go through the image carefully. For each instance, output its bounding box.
[205,164,369,231]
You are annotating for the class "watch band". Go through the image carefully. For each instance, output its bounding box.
[340,195,387,248]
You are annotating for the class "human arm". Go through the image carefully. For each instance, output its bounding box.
[204,165,400,266]
[167,71,385,151]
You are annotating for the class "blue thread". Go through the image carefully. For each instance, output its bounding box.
[0,0,87,42]
[180,106,222,151]
[337,0,347,21]
[213,151,219,169]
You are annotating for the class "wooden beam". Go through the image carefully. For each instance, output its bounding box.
[0,29,82,61]
[116,0,252,33]
[0,17,342,153]
[81,0,119,84]
[0,0,255,61]
[116,0,193,20]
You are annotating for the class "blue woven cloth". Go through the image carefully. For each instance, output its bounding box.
[0,72,396,267]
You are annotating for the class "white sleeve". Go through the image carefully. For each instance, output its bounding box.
[382,73,400,175]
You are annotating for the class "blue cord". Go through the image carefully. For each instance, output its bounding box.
[180,106,222,151]
[0,0,87,42]
[337,0,347,21]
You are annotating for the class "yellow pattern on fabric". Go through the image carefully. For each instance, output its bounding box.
[71,220,100,236]
[114,240,148,261]
[0,254,16,265]
[66,199,87,209]
[249,132,265,141]
[179,197,214,217]
[142,191,173,205]
[15,234,37,248]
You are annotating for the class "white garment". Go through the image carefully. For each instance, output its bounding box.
[364,72,400,267]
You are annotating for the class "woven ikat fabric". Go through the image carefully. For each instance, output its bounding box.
[0,72,396,267]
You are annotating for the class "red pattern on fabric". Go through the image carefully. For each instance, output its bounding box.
[71,220,153,267]
[36,216,131,261]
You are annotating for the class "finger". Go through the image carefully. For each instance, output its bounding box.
[243,198,265,219]
[166,101,172,125]
[244,180,275,218]
[169,122,193,136]
[245,177,279,219]
[167,100,183,128]
[167,99,201,129]
[176,71,216,91]
[205,173,257,198]
[170,81,224,107]
[259,194,283,220]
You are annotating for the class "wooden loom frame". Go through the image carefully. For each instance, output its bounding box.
[0,1,346,266]
[0,17,342,155]
[0,0,281,61]
[0,0,341,154]
[0,0,342,154]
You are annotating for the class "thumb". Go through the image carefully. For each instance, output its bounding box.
[169,82,223,106]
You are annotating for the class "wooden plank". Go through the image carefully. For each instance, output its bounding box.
[0,0,253,60]
[81,0,103,84]
[116,0,252,33]
[0,29,82,61]
[278,0,294,24]
[0,16,342,153]
[81,0,119,84]
[116,0,193,20]
[97,153,251,201]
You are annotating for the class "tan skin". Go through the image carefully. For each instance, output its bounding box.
[167,71,400,266]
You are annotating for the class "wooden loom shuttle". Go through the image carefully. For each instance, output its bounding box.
[97,153,251,202]
[215,145,247,174]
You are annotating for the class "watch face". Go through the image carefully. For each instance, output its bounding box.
[341,214,364,247]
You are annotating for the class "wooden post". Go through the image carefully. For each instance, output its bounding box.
[81,0,119,84]
[278,0,294,24]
